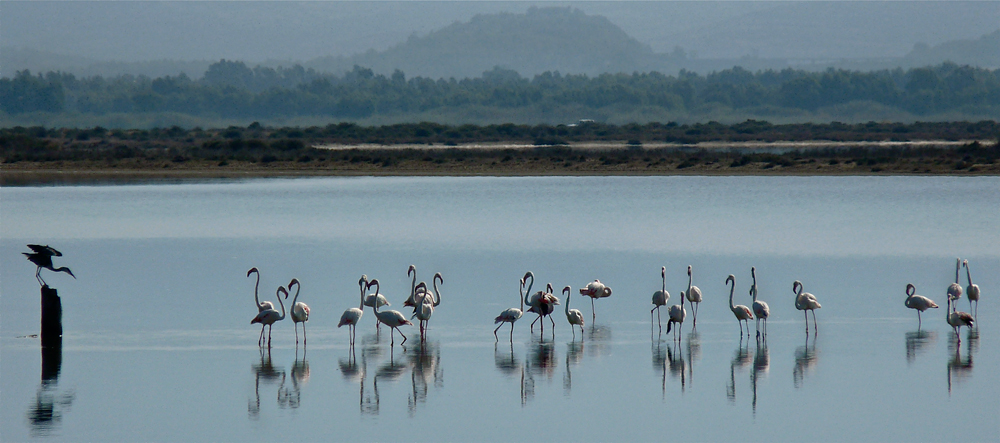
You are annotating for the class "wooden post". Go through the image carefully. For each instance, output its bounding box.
[40,285,62,348]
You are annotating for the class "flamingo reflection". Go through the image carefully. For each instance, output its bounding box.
[905,329,937,364]
[407,341,443,415]
[727,337,752,403]
[751,338,769,416]
[666,342,687,393]
[793,334,819,388]
[686,330,701,385]
[279,347,309,409]
[248,347,285,419]
[564,341,584,394]
[527,336,557,381]
[946,337,974,395]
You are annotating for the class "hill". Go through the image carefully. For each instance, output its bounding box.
[306,7,672,79]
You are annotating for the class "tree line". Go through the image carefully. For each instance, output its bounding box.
[2,61,999,121]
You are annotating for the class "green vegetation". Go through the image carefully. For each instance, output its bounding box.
[2,62,999,128]
[2,121,997,181]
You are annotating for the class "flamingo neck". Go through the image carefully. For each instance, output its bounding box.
[565,289,571,315]
[523,274,534,306]
[965,263,973,285]
[433,275,442,307]
[728,280,736,310]
[253,271,261,307]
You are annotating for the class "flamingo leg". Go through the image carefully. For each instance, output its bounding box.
[494,323,502,341]
[510,323,515,342]
[591,297,596,320]
[531,315,540,332]
[399,328,408,345]
[811,310,818,332]
[804,311,809,332]
[303,323,307,345]
[549,315,555,328]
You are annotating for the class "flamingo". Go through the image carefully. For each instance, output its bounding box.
[903,283,938,328]
[251,286,287,347]
[403,264,436,307]
[947,258,963,303]
[946,292,974,343]
[665,293,686,343]
[367,279,412,345]
[963,259,980,319]
[527,283,559,333]
[247,267,275,312]
[685,266,703,326]
[411,273,443,341]
[727,275,754,337]
[651,266,670,335]
[564,286,585,339]
[579,279,612,320]
[23,244,75,286]
[363,275,391,332]
[750,267,769,339]
[793,280,822,333]
[286,278,310,345]
[338,275,368,346]
[494,273,527,341]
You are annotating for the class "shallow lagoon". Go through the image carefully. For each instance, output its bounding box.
[1,176,997,441]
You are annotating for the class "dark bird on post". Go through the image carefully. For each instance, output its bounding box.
[23,245,75,286]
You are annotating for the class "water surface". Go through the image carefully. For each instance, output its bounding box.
[1,176,997,441]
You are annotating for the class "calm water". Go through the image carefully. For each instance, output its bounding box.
[1,176,997,441]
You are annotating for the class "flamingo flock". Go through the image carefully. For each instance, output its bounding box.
[242,258,982,348]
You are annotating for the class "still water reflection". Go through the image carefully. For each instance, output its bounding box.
[1,176,998,441]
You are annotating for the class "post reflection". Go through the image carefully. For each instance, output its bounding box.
[407,340,443,415]
[751,338,769,417]
[248,347,285,420]
[793,334,819,388]
[946,331,975,395]
[727,337,752,403]
[905,329,937,364]
[28,343,75,437]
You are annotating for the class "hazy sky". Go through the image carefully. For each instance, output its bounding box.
[2,1,998,62]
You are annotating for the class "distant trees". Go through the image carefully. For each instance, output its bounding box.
[1,61,998,122]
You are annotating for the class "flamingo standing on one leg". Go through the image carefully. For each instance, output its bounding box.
[564,286,585,339]
[651,266,670,336]
[727,275,754,337]
[904,283,938,329]
[494,273,528,341]
[947,258,964,305]
[579,279,612,320]
[750,267,769,340]
[665,293,686,343]
[367,279,412,345]
[946,291,975,344]
[339,275,368,346]
[23,244,75,287]
[287,278,310,345]
[963,259,980,320]
[251,286,287,348]
[793,280,821,333]
[685,266,703,327]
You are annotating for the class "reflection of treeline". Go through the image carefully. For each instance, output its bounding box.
[2,61,998,120]
[2,121,997,174]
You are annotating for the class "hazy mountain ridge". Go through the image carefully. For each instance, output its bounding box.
[903,30,1000,68]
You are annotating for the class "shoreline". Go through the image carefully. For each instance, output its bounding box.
[4,139,998,186]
